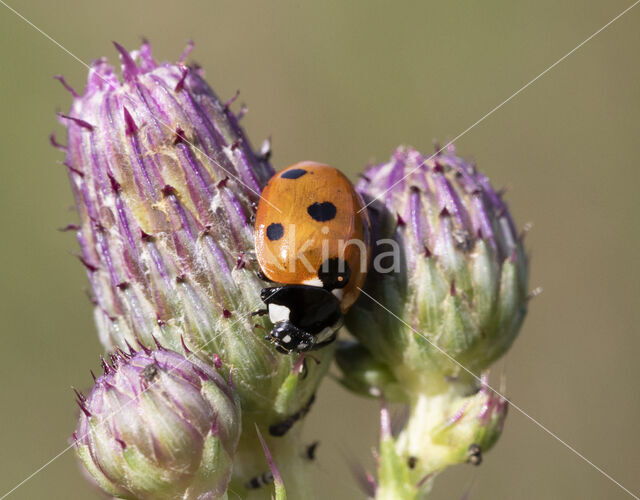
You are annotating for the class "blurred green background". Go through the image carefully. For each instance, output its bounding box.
[1,1,639,498]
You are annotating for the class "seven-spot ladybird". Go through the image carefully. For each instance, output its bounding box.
[255,162,371,353]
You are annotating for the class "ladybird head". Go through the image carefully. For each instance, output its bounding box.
[261,285,343,352]
[268,321,316,353]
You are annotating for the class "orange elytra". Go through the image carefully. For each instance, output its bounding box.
[254,162,371,353]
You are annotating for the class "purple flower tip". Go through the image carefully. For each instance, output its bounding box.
[139,229,154,242]
[64,161,84,177]
[76,399,92,417]
[112,41,140,82]
[255,424,283,485]
[54,74,79,97]
[58,113,94,131]
[172,126,186,145]
[417,472,436,489]
[109,353,120,369]
[124,340,137,356]
[137,339,152,355]
[212,353,222,370]
[161,184,177,197]
[78,255,98,273]
[224,89,240,110]
[72,386,86,402]
[100,356,111,374]
[178,40,195,64]
[180,335,192,355]
[174,67,188,92]
[49,132,66,151]
[122,106,137,135]
[106,174,121,194]
[347,457,377,497]
[151,335,164,350]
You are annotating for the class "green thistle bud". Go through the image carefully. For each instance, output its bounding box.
[338,146,529,496]
[73,346,240,499]
[56,41,332,428]
[347,146,529,385]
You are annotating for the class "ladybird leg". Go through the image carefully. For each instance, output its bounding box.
[311,330,338,350]
[244,470,274,490]
[268,393,316,436]
[260,286,284,303]
[467,443,483,465]
[275,344,291,354]
[256,269,275,283]
[304,441,320,461]
[251,308,269,317]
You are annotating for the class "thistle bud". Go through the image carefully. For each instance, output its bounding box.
[74,347,240,499]
[57,42,332,425]
[340,146,528,495]
[347,146,529,383]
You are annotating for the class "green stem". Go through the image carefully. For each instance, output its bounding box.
[375,403,434,500]
[395,387,468,475]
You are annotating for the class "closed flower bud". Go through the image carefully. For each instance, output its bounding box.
[347,146,529,383]
[339,146,528,496]
[74,347,240,499]
[57,42,332,426]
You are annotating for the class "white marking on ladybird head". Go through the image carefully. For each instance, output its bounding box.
[282,335,292,344]
[268,304,290,324]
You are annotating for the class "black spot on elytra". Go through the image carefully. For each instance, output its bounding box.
[318,258,350,289]
[266,223,284,241]
[307,202,336,222]
[281,168,307,179]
